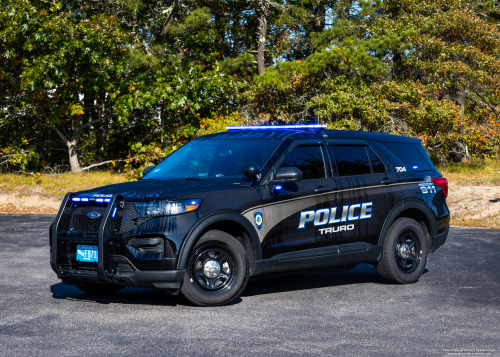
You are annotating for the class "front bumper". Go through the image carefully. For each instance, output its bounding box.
[51,193,185,290]
[59,266,185,290]
[431,225,449,253]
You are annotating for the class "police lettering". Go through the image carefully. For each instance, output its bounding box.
[298,202,373,229]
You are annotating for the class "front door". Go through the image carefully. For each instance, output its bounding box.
[260,140,338,258]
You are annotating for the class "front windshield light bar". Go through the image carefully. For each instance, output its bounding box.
[225,124,327,130]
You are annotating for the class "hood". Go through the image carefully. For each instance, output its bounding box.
[75,179,244,202]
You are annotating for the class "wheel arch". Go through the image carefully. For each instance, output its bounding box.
[378,199,438,246]
[177,211,262,274]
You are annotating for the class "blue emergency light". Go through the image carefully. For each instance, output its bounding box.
[72,197,112,203]
[226,124,327,130]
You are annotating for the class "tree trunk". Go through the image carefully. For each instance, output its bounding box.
[257,1,268,76]
[95,95,108,158]
[67,138,82,174]
[160,0,179,37]
[313,1,326,33]
[52,118,82,174]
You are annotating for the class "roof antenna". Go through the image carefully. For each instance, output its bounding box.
[318,98,320,125]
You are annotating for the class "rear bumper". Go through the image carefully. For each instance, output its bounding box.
[431,225,449,253]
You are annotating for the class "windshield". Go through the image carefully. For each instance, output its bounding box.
[143,139,281,185]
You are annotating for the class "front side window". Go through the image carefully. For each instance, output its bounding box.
[279,145,326,180]
[143,139,281,185]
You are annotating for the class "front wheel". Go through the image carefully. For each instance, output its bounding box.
[180,230,249,306]
[376,217,428,284]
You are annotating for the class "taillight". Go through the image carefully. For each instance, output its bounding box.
[432,177,448,198]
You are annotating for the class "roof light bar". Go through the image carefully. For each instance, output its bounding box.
[226,124,327,130]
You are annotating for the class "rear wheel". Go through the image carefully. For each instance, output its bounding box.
[180,230,249,306]
[376,217,428,284]
[75,283,123,295]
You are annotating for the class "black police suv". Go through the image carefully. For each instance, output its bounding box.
[50,124,450,306]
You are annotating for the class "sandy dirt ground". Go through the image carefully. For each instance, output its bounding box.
[447,184,500,228]
[0,192,61,214]
[1,183,499,228]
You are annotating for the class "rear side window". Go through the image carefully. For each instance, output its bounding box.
[280,145,326,180]
[329,145,386,176]
[329,145,371,176]
[366,146,386,174]
[383,143,434,171]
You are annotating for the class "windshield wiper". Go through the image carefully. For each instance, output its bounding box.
[180,178,213,181]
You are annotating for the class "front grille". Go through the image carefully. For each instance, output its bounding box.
[57,210,72,234]
[70,205,107,233]
[115,203,149,234]
[58,201,149,235]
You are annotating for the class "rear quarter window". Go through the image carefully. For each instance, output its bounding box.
[383,143,435,171]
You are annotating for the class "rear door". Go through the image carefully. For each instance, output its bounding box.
[325,140,393,247]
[259,139,338,258]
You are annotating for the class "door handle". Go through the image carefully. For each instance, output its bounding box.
[315,187,331,193]
[381,179,395,185]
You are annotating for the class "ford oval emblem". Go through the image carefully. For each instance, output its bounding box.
[88,211,100,219]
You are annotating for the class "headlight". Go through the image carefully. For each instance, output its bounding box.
[133,199,202,218]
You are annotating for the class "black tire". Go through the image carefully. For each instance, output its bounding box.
[376,217,428,284]
[75,283,124,295]
[180,230,249,307]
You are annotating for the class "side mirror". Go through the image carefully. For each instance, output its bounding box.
[268,167,303,184]
[142,166,154,177]
[244,162,260,179]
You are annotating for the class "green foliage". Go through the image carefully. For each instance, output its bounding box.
[1,0,500,175]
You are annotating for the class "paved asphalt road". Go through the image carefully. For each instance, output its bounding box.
[0,214,498,357]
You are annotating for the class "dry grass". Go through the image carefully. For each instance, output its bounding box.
[0,172,127,199]
[0,172,127,214]
[436,160,500,186]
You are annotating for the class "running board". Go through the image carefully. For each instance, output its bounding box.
[253,242,382,275]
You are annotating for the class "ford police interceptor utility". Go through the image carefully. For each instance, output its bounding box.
[50,125,450,306]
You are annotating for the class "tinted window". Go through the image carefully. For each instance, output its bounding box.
[330,145,371,176]
[367,146,386,173]
[383,143,432,171]
[280,146,326,180]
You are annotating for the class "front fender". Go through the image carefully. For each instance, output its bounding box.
[176,211,262,270]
